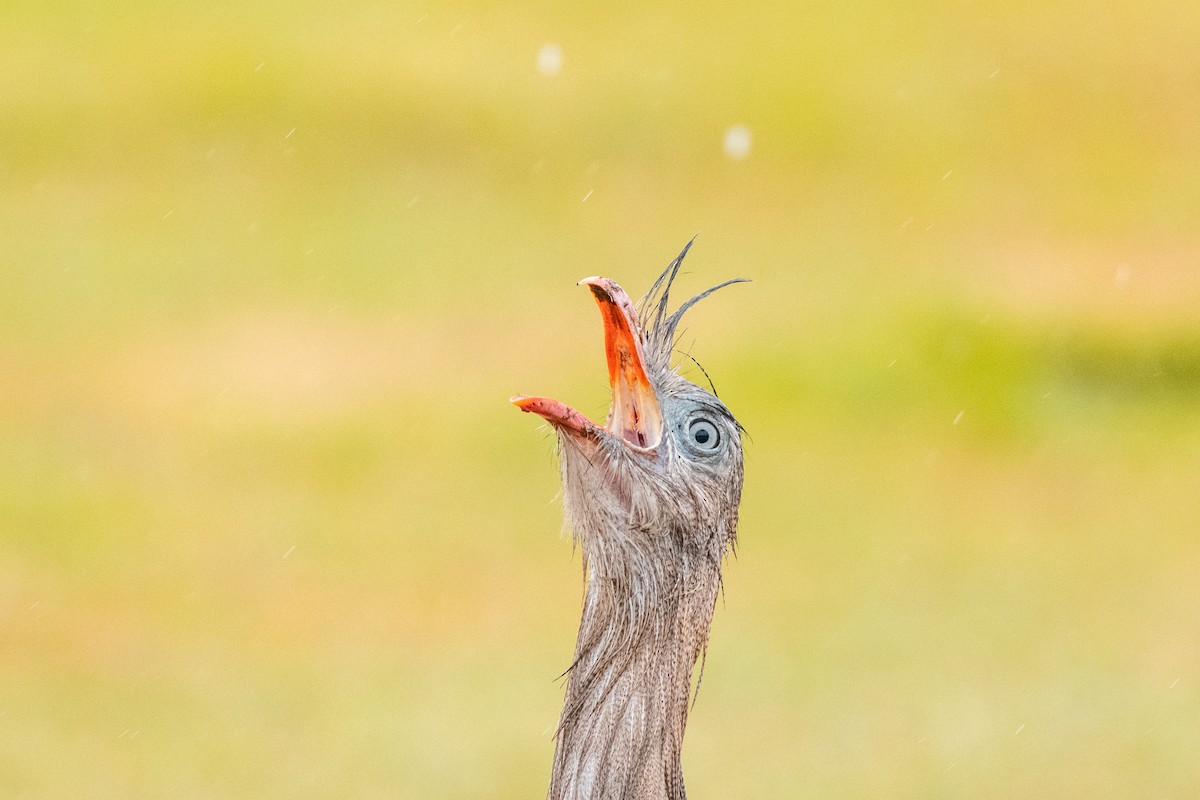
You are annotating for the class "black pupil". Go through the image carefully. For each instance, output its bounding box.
[694,427,711,444]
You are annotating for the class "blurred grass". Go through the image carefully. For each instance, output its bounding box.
[3,1,1200,798]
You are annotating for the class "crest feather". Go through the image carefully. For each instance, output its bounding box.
[637,238,750,370]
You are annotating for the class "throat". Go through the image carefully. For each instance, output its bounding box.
[549,563,719,800]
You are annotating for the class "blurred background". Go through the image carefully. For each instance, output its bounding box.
[3,1,1199,797]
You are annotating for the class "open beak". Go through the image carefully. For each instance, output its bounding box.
[512,277,664,450]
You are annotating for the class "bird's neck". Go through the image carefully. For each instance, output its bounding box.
[549,556,720,800]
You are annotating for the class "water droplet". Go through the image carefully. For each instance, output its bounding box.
[537,43,563,77]
[723,125,752,161]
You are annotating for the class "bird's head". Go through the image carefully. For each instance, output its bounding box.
[513,242,746,568]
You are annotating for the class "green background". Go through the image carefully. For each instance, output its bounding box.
[3,2,1199,797]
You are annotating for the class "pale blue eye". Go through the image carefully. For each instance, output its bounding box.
[688,419,720,451]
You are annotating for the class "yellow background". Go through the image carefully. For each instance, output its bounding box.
[3,2,1198,797]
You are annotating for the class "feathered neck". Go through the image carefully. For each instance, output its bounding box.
[549,563,721,800]
[548,449,727,800]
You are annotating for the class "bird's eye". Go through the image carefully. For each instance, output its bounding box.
[687,418,721,451]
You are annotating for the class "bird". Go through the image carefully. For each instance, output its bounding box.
[512,240,747,800]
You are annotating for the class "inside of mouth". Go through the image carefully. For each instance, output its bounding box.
[607,381,663,449]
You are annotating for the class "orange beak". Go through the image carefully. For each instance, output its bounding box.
[512,277,664,450]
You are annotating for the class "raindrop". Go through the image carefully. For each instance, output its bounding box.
[537,43,563,77]
[723,125,752,161]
